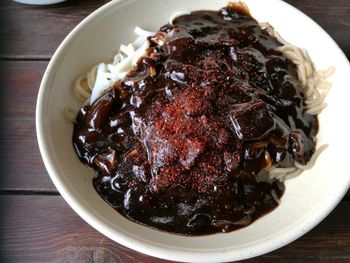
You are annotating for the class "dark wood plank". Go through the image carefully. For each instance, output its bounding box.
[0,0,349,59]
[0,195,349,263]
[0,61,56,191]
[285,0,350,56]
[0,0,109,59]
[0,195,172,263]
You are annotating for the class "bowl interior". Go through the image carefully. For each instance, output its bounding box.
[36,0,350,262]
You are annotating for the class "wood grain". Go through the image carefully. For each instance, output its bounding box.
[0,0,349,59]
[0,195,349,263]
[0,61,56,191]
[286,0,350,56]
[0,0,110,59]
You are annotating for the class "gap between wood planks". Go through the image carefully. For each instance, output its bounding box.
[0,189,59,196]
[0,55,51,61]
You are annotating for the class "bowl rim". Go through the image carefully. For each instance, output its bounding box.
[36,0,350,262]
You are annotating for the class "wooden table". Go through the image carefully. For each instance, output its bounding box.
[0,0,349,262]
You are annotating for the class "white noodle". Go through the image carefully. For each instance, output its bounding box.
[269,167,297,175]
[133,36,147,49]
[276,42,334,116]
[87,64,98,92]
[73,76,90,101]
[134,26,156,37]
[269,144,329,181]
[120,43,135,56]
[271,190,281,204]
[259,22,333,181]
[284,169,303,180]
[64,107,79,123]
[90,63,116,104]
[305,102,327,115]
[70,26,155,108]
[295,144,328,170]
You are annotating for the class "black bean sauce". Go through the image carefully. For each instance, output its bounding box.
[73,4,318,235]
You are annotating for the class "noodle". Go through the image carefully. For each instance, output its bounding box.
[259,22,334,117]
[294,144,328,170]
[64,107,79,123]
[268,145,329,181]
[258,22,333,181]
[271,189,281,204]
[68,13,333,183]
[73,76,90,102]
[68,26,156,115]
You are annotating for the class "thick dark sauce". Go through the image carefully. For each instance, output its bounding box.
[73,4,318,235]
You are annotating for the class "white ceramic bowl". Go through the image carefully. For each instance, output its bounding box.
[36,0,350,262]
